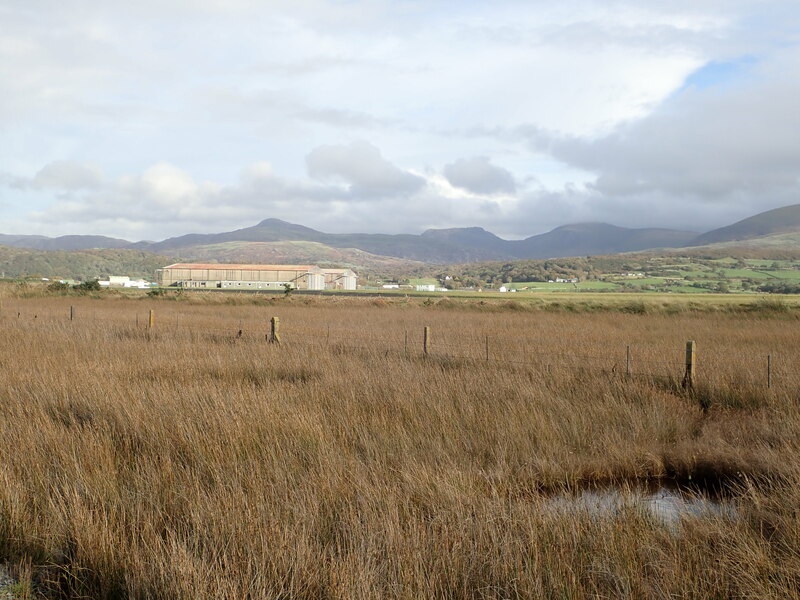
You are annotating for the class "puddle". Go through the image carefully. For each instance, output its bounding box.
[545,482,736,525]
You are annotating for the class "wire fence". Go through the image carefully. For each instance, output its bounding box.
[1,305,789,395]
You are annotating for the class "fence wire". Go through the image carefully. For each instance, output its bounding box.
[0,308,790,392]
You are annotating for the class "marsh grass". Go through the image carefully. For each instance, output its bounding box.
[0,293,799,598]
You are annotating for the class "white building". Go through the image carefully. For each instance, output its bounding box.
[99,276,151,289]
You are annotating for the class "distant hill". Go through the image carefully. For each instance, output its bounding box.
[0,247,174,280]
[0,234,132,251]
[174,241,428,275]
[693,204,800,245]
[3,203,800,268]
[511,223,698,257]
[137,219,697,263]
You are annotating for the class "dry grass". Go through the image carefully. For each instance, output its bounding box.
[0,289,799,598]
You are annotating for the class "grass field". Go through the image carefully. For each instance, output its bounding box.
[1,288,799,598]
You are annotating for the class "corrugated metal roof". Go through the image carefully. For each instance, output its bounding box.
[163,263,316,271]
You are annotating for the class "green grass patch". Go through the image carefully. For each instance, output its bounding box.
[510,281,619,291]
[760,270,800,280]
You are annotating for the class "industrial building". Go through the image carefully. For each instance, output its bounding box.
[156,263,357,291]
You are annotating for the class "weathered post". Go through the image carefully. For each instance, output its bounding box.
[269,316,281,344]
[70,305,74,321]
[626,345,631,377]
[767,354,772,388]
[423,326,430,356]
[148,309,155,329]
[485,335,490,362]
[682,340,695,390]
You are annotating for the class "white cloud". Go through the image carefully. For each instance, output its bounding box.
[443,157,516,195]
[306,141,425,197]
[514,46,800,209]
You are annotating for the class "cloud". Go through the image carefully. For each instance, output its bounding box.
[8,161,105,191]
[510,46,800,216]
[14,151,517,239]
[2,1,800,240]
[306,141,425,197]
[443,157,516,195]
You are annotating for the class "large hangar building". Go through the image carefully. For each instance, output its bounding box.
[157,263,357,291]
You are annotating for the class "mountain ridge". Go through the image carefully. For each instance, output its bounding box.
[2,203,799,264]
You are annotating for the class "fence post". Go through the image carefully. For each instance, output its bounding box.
[682,340,695,390]
[148,309,155,329]
[485,335,490,362]
[626,345,631,377]
[70,305,74,321]
[767,354,772,388]
[269,316,281,344]
[423,326,430,356]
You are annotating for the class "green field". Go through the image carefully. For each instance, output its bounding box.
[509,281,619,291]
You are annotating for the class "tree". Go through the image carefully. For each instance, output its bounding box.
[73,279,101,292]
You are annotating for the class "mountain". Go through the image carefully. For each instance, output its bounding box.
[144,219,515,263]
[0,233,133,251]
[692,204,800,246]
[512,223,698,258]
[3,203,800,267]
[140,219,697,263]
[140,219,322,251]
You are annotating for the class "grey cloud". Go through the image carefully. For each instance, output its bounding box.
[33,161,106,190]
[443,156,516,195]
[201,87,393,131]
[515,49,800,202]
[7,161,106,191]
[293,107,396,129]
[306,141,425,197]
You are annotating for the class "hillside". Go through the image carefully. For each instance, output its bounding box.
[2,203,800,266]
[0,233,132,251]
[176,241,428,277]
[693,204,800,245]
[0,247,174,280]
[511,223,698,257]
[142,219,697,263]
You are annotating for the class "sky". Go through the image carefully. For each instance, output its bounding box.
[1,0,799,242]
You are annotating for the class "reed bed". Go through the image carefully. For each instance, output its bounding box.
[0,293,798,598]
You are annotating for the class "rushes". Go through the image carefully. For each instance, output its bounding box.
[0,296,798,598]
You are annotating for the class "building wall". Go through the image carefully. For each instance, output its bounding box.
[158,264,357,291]
[159,265,313,288]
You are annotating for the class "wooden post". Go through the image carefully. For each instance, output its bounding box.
[404,330,408,355]
[148,309,155,329]
[682,340,695,390]
[269,316,281,344]
[767,354,772,388]
[69,306,74,321]
[625,345,631,377]
[485,335,490,362]
[423,326,430,356]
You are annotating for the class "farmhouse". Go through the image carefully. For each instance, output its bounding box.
[156,263,357,290]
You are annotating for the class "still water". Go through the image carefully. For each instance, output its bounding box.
[545,482,736,524]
